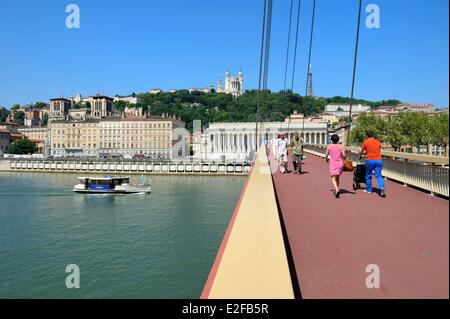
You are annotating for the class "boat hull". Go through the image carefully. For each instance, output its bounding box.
[73,188,151,194]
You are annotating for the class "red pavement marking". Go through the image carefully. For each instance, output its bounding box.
[271,152,449,299]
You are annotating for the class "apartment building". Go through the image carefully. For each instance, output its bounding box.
[49,120,99,157]
[18,127,48,154]
[49,115,185,159]
[98,115,185,159]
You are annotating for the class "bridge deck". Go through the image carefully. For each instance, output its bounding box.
[271,152,449,298]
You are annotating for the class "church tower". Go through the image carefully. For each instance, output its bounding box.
[306,64,314,97]
[217,78,224,93]
[224,69,243,98]
[225,70,230,93]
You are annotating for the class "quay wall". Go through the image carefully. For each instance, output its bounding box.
[0,159,251,176]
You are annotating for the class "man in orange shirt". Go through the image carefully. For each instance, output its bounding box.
[359,131,386,197]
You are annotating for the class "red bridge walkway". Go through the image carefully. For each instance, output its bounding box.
[271,152,449,298]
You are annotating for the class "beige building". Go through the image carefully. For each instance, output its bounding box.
[114,94,140,105]
[395,103,435,112]
[89,94,113,118]
[49,98,72,121]
[285,111,338,125]
[0,122,19,132]
[99,115,185,159]
[48,115,186,159]
[49,120,99,157]
[18,127,48,154]
[123,106,145,117]
[68,108,90,121]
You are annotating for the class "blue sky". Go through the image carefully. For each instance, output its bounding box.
[0,0,448,108]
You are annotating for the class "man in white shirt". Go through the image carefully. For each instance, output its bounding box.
[278,134,288,173]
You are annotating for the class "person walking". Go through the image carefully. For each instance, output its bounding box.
[278,134,288,173]
[290,132,304,174]
[272,134,279,160]
[325,134,345,198]
[359,131,386,197]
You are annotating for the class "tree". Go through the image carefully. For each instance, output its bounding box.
[13,111,25,126]
[9,139,37,154]
[429,114,449,156]
[42,113,49,126]
[384,115,406,151]
[398,112,429,153]
[349,113,383,145]
[0,106,9,122]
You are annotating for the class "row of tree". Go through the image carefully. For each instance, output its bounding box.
[349,112,449,154]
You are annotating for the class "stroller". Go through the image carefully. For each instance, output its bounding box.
[352,157,366,191]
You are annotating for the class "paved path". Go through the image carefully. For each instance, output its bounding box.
[270,152,449,298]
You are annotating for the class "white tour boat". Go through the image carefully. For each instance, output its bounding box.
[73,176,151,194]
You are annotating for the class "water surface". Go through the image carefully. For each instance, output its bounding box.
[0,172,245,298]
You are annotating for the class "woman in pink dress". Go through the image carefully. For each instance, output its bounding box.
[325,134,346,198]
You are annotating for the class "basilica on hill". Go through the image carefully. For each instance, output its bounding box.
[217,70,243,98]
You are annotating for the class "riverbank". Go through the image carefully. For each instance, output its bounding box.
[0,159,251,176]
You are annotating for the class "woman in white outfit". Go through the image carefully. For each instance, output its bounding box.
[272,135,279,160]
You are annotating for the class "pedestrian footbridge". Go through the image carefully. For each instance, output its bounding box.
[202,146,449,299]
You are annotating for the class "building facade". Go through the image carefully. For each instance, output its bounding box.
[224,70,243,98]
[18,127,48,154]
[49,120,99,157]
[123,106,145,117]
[204,121,328,161]
[48,116,186,159]
[49,98,72,121]
[0,122,19,132]
[149,88,162,94]
[395,103,435,112]
[98,116,185,159]
[189,87,210,94]
[68,108,90,121]
[324,104,371,117]
[114,94,140,105]
[89,95,113,118]
[24,109,41,127]
[0,130,10,156]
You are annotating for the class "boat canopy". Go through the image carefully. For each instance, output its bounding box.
[77,176,130,181]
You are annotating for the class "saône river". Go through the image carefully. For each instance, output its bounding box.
[0,172,245,298]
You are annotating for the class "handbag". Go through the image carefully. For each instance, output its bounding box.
[343,157,354,171]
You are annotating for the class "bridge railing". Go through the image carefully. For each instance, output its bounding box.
[304,144,449,198]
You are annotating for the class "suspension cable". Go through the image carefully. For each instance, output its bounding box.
[305,0,316,96]
[301,0,316,140]
[283,0,294,93]
[290,0,302,92]
[256,0,268,152]
[347,0,363,146]
[263,0,273,91]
